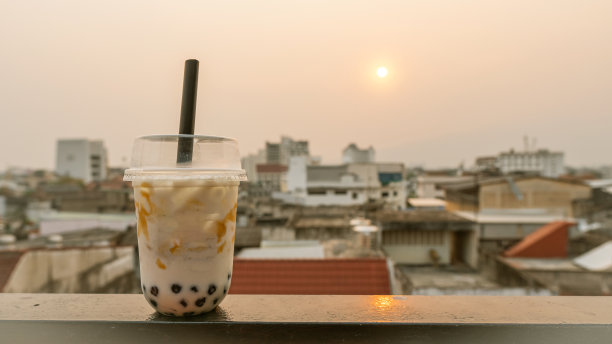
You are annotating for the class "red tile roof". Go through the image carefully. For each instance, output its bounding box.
[256,164,288,173]
[504,221,574,258]
[0,251,24,292]
[229,258,391,295]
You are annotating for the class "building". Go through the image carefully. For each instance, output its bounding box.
[265,142,281,164]
[457,211,577,244]
[256,164,288,193]
[266,136,309,165]
[415,174,474,199]
[277,157,406,209]
[498,149,564,178]
[377,210,478,267]
[495,254,612,295]
[443,176,591,217]
[39,212,136,236]
[56,139,108,183]
[241,149,266,182]
[0,228,138,293]
[342,143,375,164]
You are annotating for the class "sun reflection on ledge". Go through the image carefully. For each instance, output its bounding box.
[373,295,394,311]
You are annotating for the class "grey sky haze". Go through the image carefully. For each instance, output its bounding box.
[1,1,611,170]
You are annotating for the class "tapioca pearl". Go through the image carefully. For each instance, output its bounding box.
[171,284,182,294]
[195,297,206,307]
[213,298,219,305]
[150,286,159,296]
[228,273,232,280]
[190,286,198,293]
[150,299,158,307]
[180,299,188,307]
[208,284,217,295]
[223,286,227,295]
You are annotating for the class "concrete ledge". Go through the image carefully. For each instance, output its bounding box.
[1,294,612,343]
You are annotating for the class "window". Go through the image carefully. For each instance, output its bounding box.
[381,191,389,198]
[308,190,326,195]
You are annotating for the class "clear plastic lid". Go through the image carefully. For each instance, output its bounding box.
[123,135,247,181]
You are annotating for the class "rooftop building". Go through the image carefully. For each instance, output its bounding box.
[342,143,375,164]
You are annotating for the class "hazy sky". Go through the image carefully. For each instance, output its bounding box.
[1,1,611,170]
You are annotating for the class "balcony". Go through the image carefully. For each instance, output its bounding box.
[1,294,612,343]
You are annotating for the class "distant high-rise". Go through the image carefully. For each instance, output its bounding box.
[56,139,108,183]
[265,136,310,165]
[342,143,375,164]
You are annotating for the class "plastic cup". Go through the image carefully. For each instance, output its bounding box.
[123,135,247,316]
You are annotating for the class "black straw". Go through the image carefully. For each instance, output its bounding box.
[177,59,199,163]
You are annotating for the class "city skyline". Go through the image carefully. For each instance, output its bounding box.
[1,1,611,169]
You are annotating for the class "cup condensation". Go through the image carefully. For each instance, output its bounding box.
[124,135,246,316]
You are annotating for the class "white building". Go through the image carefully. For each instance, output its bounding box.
[276,157,406,209]
[342,143,375,163]
[56,139,108,183]
[497,149,564,178]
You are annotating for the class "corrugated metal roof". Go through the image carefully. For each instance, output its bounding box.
[229,258,390,294]
[573,241,612,271]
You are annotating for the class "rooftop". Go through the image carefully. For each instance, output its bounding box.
[455,211,576,224]
[377,209,472,224]
[500,257,581,272]
[230,258,391,294]
[256,164,288,173]
[407,198,447,208]
[292,217,351,229]
[504,221,573,258]
[307,164,349,182]
[441,175,588,192]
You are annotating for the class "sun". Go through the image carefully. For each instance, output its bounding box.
[377,66,388,78]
